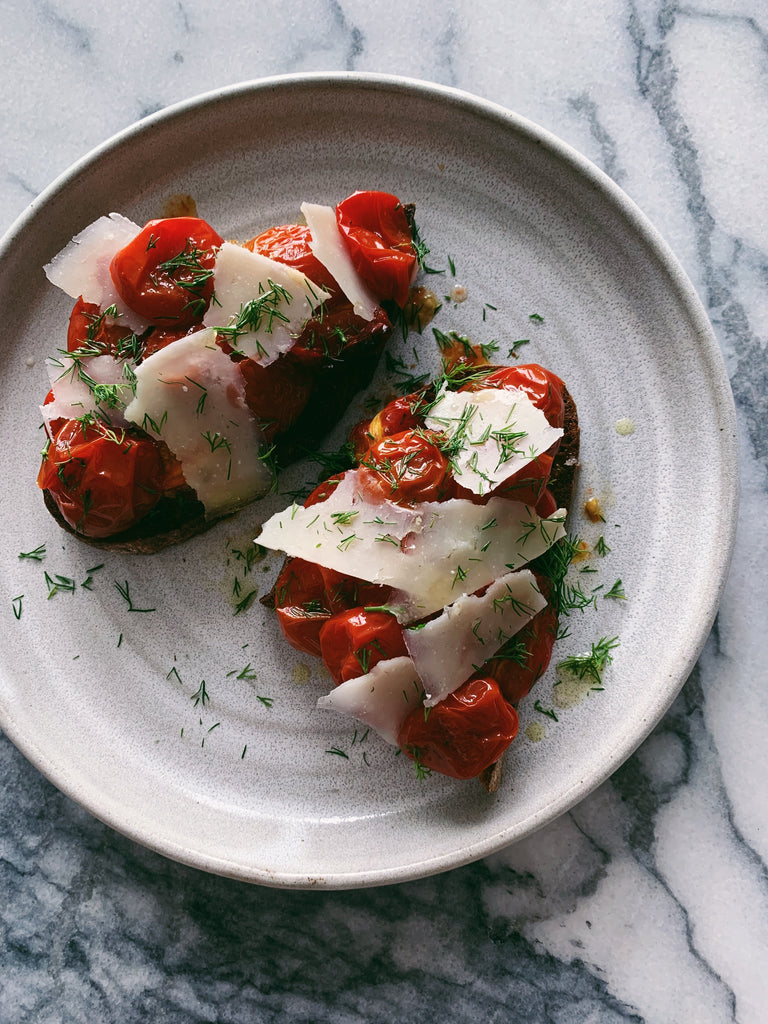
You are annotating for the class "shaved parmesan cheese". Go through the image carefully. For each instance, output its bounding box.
[43,213,149,333]
[301,202,378,321]
[203,242,328,366]
[405,570,546,706]
[124,328,271,514]
[317,657,423,745]
[425,385,563,495]
[41,353,131,428]
[257,470,565,621]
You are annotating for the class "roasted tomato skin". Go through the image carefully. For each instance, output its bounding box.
[272,557,331,657]
[398,676,519,780]
[38,419,167,538]
[335,191,416,307]
[247,224,338,293]
[110,217,223,327]
[465,363,565,429]
[319,607,407,684]
[479,603,559,705]
[67,297,136,355]
[358,429,450,505]
[237,356,314,440]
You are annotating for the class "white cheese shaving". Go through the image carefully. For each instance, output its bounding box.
[301,202,379,321]
[203,242,328,366]
[257,470,565,622]
[43,213,149,333]
[425,385,563,495]
[41,353,131,428]
[124,328,271,515]
[404,569,546,706]
[317,657,423,745]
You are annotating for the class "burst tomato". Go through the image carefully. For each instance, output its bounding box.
[237,356,313,440]
[247,224,339,293]
[319,607,407,684]
[272,557,331,657]
[110,217,223,327]
[465,363,565,429]
[336,191,416,307]
[38,419,168,537]
[398,676,519,779]
[358,429,449,505]
[479,602,559,704]
[67,297,137,355]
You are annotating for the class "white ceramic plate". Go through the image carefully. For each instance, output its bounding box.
[0,75,737,888]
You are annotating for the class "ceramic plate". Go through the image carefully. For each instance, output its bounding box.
[0,75,737,888]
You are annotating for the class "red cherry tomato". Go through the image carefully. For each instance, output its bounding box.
[318,566,392,615]
[247,224,339,293]
[336,191,416,307]
[38,419,166,537]
[358,429,450,505]
[479,602,559,704]
[67,297,137,355]
[398,676,519,779]
[465,363,565,429]
[110,217,223,327]
[289,299,392,366]
[237,356,313,440]
[535,487,558,518]
[319,607,407,684]
[142,324,200,359]
[272,557,330,657]
[305,473,344,507]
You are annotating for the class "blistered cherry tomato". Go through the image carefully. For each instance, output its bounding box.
[272,557,330,657]
[38,419,167,538]
[305,473,344,508]
[398,676,519,779]
[336,191,416,307]
[318,566,392,615]
[142,324,200,360]
[247,224,339,293]
[319,607,407,684]
[289,300,392,366]
[110,217,223,327]
[67,297,136,355]
[535,487,558,519]
[480,601,559,704]
[238,356,313,440]
[465,363,565,429]
[358,429,449,505]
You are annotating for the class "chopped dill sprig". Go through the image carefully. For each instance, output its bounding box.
[18,544,46,562]
[604,579,626,600]
[557,636,620,687]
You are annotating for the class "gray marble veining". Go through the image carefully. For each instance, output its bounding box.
[1,1,767,1021]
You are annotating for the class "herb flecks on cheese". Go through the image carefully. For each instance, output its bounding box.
[425,385,563,496]
[404,569,546,706]
[257,470,566,621]
[125,328,271,515]
[203,242,328,365]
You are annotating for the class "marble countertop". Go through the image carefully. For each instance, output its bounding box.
[1,2,766,1021]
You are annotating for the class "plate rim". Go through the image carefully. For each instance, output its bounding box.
[0,73,739,889]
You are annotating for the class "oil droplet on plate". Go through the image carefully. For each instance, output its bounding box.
[525,722,546,742]
[615,417,635,436]
[292,663,311,684]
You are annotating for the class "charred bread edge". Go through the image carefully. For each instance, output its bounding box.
[41,325,393,553]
